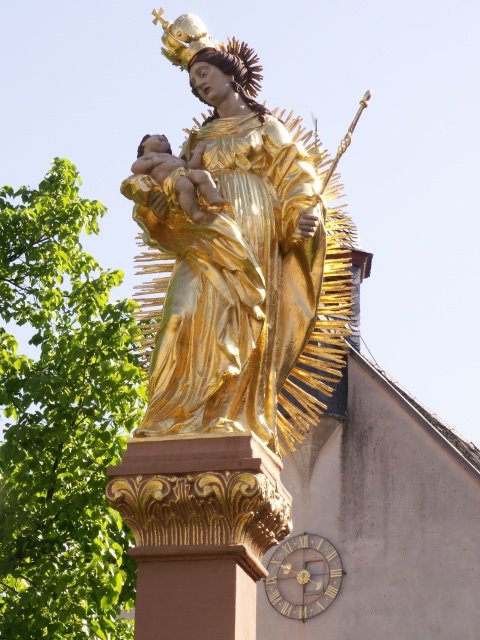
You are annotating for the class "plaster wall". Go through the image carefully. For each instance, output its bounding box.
[257,356,480,639]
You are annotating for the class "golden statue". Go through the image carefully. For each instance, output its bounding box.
[121,11,357,453]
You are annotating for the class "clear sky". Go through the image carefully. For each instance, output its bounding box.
[2,1,479,445]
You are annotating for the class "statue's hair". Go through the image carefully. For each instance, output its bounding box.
[137,134,173,158]
[188,49,270,125]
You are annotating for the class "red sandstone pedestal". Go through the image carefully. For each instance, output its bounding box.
[106,434,292,640]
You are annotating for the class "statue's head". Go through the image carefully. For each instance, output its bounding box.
[154,9,263,100]
[188,48,248,105]
[137,134,172,158]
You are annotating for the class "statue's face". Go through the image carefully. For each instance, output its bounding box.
[189,61,234,107]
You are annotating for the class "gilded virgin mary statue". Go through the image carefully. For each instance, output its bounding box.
[121,11,354,454]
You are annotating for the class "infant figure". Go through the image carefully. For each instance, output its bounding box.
[131,134,227,222]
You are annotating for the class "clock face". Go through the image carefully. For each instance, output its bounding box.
[265,533,343,621]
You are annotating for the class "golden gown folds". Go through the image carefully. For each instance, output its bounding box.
[127,113,326,447]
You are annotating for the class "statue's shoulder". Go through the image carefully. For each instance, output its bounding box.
[261,114,292,146]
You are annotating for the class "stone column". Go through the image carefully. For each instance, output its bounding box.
[106,434,292,640]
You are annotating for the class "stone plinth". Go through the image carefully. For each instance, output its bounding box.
[106,434,292,640]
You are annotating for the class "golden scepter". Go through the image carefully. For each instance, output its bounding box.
[320,90,371,194]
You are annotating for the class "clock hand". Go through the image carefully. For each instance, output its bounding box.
[280,563,323,590]
[280,562,296,576]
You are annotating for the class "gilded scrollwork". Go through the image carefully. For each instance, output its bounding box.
[106,471,292,557]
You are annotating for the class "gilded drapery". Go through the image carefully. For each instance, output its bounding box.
[126,113,327,448]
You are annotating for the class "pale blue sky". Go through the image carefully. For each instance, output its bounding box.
[2,1,479,445]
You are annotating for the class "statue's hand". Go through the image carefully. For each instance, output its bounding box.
[295,207,321,238]
[188,143,207,169]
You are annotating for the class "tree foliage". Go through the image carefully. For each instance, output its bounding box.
[0,159,145,638]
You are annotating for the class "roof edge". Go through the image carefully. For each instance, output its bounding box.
[349,346,480,481]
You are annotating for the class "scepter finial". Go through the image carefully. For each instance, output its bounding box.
[320,89,372,194]
[360,90,372,108]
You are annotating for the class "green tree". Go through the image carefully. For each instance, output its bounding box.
[0,159,145,638]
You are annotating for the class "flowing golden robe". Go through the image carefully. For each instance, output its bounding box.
[130,113,326,447]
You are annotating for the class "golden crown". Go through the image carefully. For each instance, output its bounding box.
[152,8,264,98]
[152,8,219,69]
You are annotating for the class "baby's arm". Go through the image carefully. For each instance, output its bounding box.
[131,155,156,175]
[132,152,184,175]
[187,143,206,170]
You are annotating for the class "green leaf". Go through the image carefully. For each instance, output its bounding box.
[0,160,142,639]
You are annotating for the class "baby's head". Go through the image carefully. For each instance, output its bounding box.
[137,134,173,157]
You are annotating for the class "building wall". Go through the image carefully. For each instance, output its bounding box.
[257,356,480,639]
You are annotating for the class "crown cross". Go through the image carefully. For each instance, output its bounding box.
[152,8,167,27]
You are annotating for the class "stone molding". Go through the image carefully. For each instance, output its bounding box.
[106,469,292,561]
